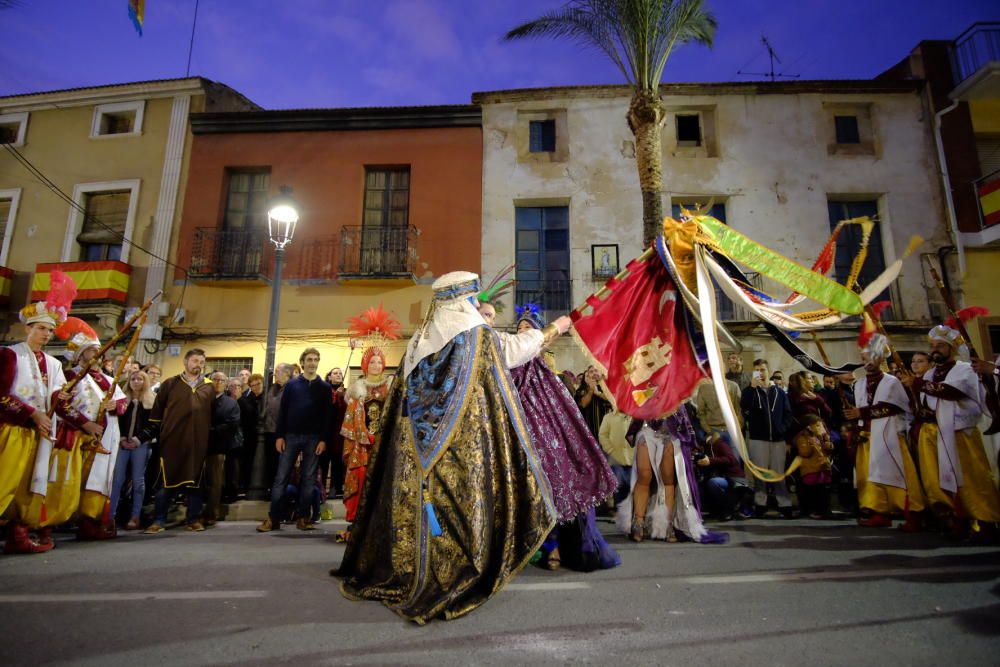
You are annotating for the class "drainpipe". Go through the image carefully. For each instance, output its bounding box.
[933,100,965,276]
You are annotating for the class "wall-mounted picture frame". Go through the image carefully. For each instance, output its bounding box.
[591,243,619,280]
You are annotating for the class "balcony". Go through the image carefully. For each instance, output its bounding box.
[950,22,1000,100]
[190,228,273,285]
[31,261,133,337]
[338,225,418,283]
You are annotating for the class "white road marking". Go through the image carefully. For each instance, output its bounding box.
[0,590,268,603]
[506,582,592,591]
[680,563,1000,585]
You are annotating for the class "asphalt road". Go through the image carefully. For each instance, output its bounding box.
[1,517,998,666]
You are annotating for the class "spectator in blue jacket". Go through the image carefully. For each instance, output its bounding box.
[741,358,794,517]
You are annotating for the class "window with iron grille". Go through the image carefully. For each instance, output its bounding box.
[78,190,129,262]
[827,199,891,317]
[529,120,556,153]
[361,168,410,273]
[223,170,271,230]
[515,206,570,315]
[205,357,254,379]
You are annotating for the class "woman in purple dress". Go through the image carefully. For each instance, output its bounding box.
[507,304,620,571]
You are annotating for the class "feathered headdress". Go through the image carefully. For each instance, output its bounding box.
[945,306,989,330]
[857,300,892,354]
[348,304,401,375]
[514,302,544,330]
[19,269,77,327]
[477,264,515,311]
[55,316,101,363]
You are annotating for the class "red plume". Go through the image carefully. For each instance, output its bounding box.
[869,301,892,321]
[857,314,877,349]
[347,305,401,340]
[55,316,97,342]
[945,306,989,329]
[45,269,78,313]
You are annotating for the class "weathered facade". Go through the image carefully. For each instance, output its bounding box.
[475,80,952,374]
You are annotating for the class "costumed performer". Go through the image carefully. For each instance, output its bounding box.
[507,302,619,572]
[44,321,127,539]
[617,412,727,544]
[336,271,569,624]
[905,325,1000,534]
[339,305,400,542]
[844,332,924,530]
[0,288,71,554]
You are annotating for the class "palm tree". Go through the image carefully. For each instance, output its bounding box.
[505,0,717,246]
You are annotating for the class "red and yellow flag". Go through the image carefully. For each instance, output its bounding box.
[570,250,705,420]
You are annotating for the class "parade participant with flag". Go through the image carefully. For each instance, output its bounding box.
[905,323,1000,536]
[1,271,73,554]
[844,326,925,531]
[336,271,569,624]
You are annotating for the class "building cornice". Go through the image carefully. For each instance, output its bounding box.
[0,77,252,113]
[190,105,482,134]
[472,80,924,104]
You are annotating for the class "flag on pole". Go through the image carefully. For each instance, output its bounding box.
[570,249,705,420]
[128,0,144,36]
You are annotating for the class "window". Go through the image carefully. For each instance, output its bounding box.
[78,190,130,261]
[62,179,140,263]
[835,115,860,145]
[676,114,702,147]
[515,206,571,315]
[363,168,410,229]
[91,101,144,138]
[827,200,891,316]
[205,357,254,379]
[223,170,270,230]
[529,120,556,153]
[0,188,20,265]
[0,112,28,146]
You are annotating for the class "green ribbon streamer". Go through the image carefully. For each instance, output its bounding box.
[695,216,864,315]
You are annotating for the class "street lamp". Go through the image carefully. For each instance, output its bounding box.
[263,185,299,388]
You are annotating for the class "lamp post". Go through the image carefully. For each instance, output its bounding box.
[248,186,299,502]
[263,185,299,387]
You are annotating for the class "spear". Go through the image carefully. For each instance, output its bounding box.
[48,290,162,418]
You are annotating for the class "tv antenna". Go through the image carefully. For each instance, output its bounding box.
[737,36,801,82]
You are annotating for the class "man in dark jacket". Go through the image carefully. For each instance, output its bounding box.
[205,372,241,525]
[740,358,794,517]
[236,373,264,497]
[696,433,752,520]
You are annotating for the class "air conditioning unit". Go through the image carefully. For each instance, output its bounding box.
[140,323,163,341]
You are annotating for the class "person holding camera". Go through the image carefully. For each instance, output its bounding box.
[741,358,794,517]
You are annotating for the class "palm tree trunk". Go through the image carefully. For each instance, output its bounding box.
[628,90,666,248]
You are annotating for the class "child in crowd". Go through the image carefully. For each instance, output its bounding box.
[791,414,835,519]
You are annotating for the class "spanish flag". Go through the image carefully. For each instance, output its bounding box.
[128,0,144,36]
[979,175,1000,229]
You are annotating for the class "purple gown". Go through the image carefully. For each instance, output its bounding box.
[511,356,620,571]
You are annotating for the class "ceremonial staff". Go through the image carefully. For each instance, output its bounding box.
[924,261,1000,434]
[47,290,162,418]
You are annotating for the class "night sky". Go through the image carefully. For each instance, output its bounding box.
[2,0,996,109]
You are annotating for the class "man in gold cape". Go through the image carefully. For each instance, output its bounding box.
[335,271,566,624]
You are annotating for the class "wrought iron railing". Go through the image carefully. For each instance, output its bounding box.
[515,279,572,316]
[190,228,272,279]
[951,22,1000,86]
[339,225,418,276]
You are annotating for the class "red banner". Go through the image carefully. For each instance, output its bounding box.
[570,251,705,419]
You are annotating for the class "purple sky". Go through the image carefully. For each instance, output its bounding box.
[2,1,996,109]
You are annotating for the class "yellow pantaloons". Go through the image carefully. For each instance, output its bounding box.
[918,424,1000,522]
[0,424,38,520]
[856,434,925,515]
[23,432,107,526]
